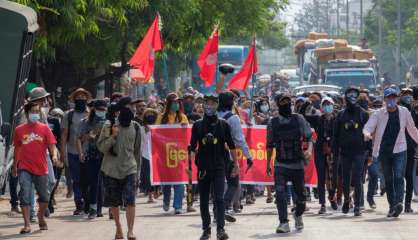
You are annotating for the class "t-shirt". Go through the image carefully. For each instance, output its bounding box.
[13,122,57,175]
[380,109,400,156]
[62,110,89,154]
[155,112,189,125]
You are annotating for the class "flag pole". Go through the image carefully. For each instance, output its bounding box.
[249,36,257,123]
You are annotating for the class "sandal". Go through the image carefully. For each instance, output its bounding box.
[115,232,124,240]
[127,236,136,240]
[20,227,31,234]
[39,223,48,231]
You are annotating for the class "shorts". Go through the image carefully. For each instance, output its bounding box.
[103,173,136,207]
[18,170,50,206]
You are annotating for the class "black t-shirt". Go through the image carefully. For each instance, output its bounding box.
[190,118,236,171]
[380,109,400,156]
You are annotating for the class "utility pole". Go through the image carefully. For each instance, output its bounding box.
[337,0,340,36]
[327,0,330,34]
[378,0,382,74]
[346,0,349,40]
[360,0,363,37]
[396,0,401,82]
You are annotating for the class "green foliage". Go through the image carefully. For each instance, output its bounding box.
[13,0,289,92]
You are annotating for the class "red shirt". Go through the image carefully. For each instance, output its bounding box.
[13,122,57,175]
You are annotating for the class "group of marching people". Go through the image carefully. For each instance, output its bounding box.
[8,81,418,240]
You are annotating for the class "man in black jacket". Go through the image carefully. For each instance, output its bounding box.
[333,87,369,216]
[189,95,239,240]
[266,95,313,233]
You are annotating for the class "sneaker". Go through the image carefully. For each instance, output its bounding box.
[175,209,183,215]
[11,207,21,214]
[224,212,236,223]
[342,201,350,214]
[318,205,326,214]
[163,203,170,212]
[387,208,395,218]
[200,228,211,240]
[294,213,304,230]
[330,200,338,211]
[216,229,229,240]
[392,203,403,218]
[187,206,196,213]
[73,209,84,216]
[354,208,362,217]
[412,196,418,202]
[97,212,104,218]
[276,222,290,233]
[88,209,97,220]
[404,206,414,213]
[368,199,377,209]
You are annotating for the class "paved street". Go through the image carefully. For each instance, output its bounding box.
[1,189,418,240]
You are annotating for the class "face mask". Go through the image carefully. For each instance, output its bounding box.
[41,107,49,117]
[278,103,292,117]
[260,104,269,113]
[346,96,358,106]
[358,99,369,110]
[323,105,333,114]
[74,99,87,112]
[204,105,217,117]
[170,102,179,112]
[144,115,157,125]
[184,102,193,114]
[95,111,106,119]
[118,107,134,127]
[400,95,413,105]
[28,113,40,123]
[385,99,398,108]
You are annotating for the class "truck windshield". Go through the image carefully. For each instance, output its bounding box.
[326,70,375,89]
[219,48,245,66]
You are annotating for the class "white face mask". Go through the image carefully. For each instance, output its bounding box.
[28,113,40,123]
[260,104,269,113]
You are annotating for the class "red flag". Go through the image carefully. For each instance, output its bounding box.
[197,27,219,87]
[228,38,258,91]
[129,15,163,82]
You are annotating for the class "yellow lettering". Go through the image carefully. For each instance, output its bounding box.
[165,143,188,168]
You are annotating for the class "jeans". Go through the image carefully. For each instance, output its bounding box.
[87,152,103,212]
[367,157,381,203]
[68,153,83,207]
[199,169,225,231]
[8,171,19,208]
[379,151,407,208]
[413,159,418,197]
[224,161,239,209]
[163,184,184,210]
[275,166,305,223]
[341,154,364,208]
[405,147,415,207]
[18,170,50,205]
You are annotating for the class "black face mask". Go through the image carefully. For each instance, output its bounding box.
[278,103,292,117]
[118,107,134,127]
[74,99,87,112]
[144,114,157,125]
[358,99,369,110]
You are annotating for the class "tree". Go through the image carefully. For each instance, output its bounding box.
[15,0,289,103]
[292,0,330,38]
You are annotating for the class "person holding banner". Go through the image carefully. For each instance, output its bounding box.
[156,93,193,214]
[266,95,313,234]
[218,91,253,217]
[190,94,238,240]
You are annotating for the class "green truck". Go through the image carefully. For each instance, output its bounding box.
[0,0,38,193]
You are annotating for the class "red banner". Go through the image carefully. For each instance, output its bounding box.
[149,125,317,186]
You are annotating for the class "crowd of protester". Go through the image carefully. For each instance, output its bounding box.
[8,81,418,239]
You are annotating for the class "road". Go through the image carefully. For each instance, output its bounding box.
[1,189,418,240]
